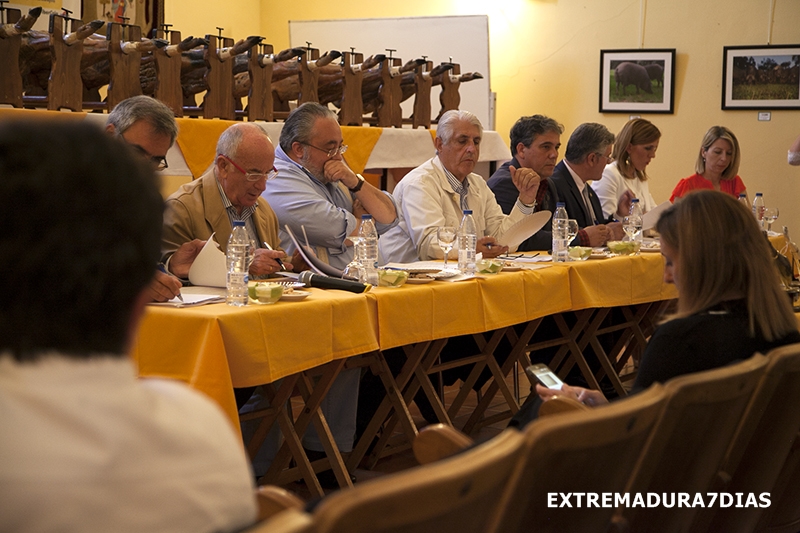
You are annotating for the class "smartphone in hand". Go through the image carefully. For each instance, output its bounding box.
[525,364,564,390]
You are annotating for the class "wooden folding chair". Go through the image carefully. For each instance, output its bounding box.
[755,430,800,533]
[310,428,524,533]
[697,343,800,532]
[491,384,667,533]
[618,353,769,533]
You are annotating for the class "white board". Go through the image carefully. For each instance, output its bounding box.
[289,15,492,129]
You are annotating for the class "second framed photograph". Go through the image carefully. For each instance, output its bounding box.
[600,49,676,114]
[722,45,800,110]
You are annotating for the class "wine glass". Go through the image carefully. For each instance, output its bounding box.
[764,207,780,233]
[437,226,457,269]
[623,215,642,242]
[343,240,365,282]
[566,219,579,244]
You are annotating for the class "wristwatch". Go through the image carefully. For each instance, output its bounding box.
[349,173,366,194]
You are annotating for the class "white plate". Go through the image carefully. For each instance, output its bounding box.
[428,269,461,279]
[502,263,523,272]
[406,277,435,284]
[498,211,552,249]
[280,291,310,301]
[589,252,612,260]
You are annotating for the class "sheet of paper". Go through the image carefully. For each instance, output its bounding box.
[188,233,227,288]
[149,287,226,308]
[497,211,552,249]
[642,201,671,231]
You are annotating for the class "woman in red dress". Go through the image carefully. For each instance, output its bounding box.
[670,126,746,202]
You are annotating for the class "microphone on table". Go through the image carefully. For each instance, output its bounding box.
[298,270,372,294]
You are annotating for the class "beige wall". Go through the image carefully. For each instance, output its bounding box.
[169,0,800,235]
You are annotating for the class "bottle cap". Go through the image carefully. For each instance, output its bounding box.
[632,198,639,202]
[556,202,565,207]
[463,210,473,215]
[756,192,762,196]
[361,214,373,220]
[233,220,245,226]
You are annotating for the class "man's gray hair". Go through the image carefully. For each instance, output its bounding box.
[279,102,338,153]
[436,110,483,144]
[564,123,615,164]
[216,123,271,159]
[106,95,178,144]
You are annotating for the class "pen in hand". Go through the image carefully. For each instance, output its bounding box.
[263,242,287,271]
[156,262,184,302]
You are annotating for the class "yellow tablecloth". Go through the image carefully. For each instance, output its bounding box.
[131,253,675,427]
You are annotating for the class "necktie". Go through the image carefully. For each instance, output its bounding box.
[582,186,597,225]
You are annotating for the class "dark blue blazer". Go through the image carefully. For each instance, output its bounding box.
[548,161,611,229]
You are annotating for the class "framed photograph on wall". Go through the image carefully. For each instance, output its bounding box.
[722,45,800,110]
[599,49,676,114]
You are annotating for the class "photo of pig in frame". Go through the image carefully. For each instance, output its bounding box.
[600,49,676,114]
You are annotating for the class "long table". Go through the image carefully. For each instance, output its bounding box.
[130,252,676,492]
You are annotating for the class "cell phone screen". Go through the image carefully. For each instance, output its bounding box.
[539,373,559,388]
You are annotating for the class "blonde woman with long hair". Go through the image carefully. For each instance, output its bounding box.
[535,190,800,408]
[593,118,661,219]
[670,126,747,202]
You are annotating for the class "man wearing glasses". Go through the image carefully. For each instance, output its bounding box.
[264,102,397,271]
[106,96,205,302]
[161,122,289,276]
[261,103,397,485]
[547,122,625,247]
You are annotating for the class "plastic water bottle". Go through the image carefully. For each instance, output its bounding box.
[752,193,765,230]
[738,193,748,207]
[552,202,569,263]
[359,214,379,285]
[629,198,644,244]
[226,221,250,306]
[457,209,477,274]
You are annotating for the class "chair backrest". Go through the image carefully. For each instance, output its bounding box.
[492,384,667,533]
[620,352,768,533]
[754,430,800,533]
[243,507,314,533]
[309,428,524,533]
[705,343,800,533]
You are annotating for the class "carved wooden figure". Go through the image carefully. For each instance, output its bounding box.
[203,34,235,120]
[247,42,274,121]
[340,50,364,126]
[153,27,184,116]
[437,62,461,120]
[47,14,85,111]
[106,22,143,111]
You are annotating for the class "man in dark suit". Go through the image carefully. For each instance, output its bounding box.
[548,123,629,247]
[488,114,563,250]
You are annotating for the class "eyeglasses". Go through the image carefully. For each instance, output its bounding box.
[220,155,278,182]
[126,142,169,171]
[594,152,612,164]
[301,142,348,158]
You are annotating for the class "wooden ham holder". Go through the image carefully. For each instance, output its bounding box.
[47,13,85,112]
[298,46,321,105]
[203,32,235,120]
[153,25,184,117]
[0,6,23,108]
[106,22,143,111]
[376,54,403,128]
[437,62,461,121]
[412,59,433,130]
[247,42,274,121]
[340,49,365,126]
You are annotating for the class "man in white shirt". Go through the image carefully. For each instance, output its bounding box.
[379,109,541,263]
[0,120,257,533]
